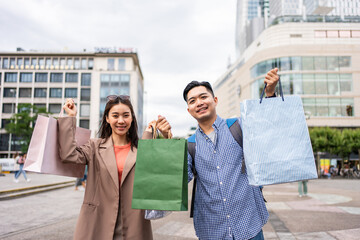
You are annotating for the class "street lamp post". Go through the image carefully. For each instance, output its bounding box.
[7,89,15,158]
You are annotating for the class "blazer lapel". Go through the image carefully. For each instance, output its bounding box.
[120,147,137,187]
[99,137,119,191]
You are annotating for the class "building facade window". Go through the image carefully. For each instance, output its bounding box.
[60,58,66,69]
[2,58,8,69]
[67,58,73,69]
[50,73,63,82]
[352,30,360,37]
[302,57,314,70]
[65,73,78,82]
[315,74,328,94]
[0,134,10,151]
[251,56,352,79]
[118,59,125,70]
[253,73,352,97]
[88,58,94,70]
[34,103,46,112]
[314,57,327,70]
[10,58,16,68]
[326,57,339,71]
[31,58,37,68]
[1,119,11,129]
[5,73,17,82]
[50,88,62,98]
[81,73,91,86]
[17,58,23,68]
[53,58,59,68]
[39,58,45,68]
[46,58,51,68]
[3,88,17,97]
[19,88,32,98]
[339,56,351,69]
[49,104,62,113]
[2,103,16,113]
[80,104,90,117]
[340,74,352,92]
[99,74,131,116]
[108,59,115,71]
[24,58,30,68]
[20,73,33,82]
[81,58,87,69]
[79,120,90,129]
[74,58,80,69]
[65,88,77,98]
[35,73,48,82]
[34,88,47,98]
[81,89,91,101]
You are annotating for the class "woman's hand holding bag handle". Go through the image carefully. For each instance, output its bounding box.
[144,116,172,220]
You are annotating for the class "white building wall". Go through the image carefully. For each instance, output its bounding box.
[214,22,360,128]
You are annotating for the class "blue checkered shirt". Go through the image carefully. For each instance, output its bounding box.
[188,116,268,240]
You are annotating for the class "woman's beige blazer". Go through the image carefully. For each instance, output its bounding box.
[58,117,153,240]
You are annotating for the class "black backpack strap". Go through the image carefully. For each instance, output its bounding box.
[226,118,246,174]
[187,134,197,218]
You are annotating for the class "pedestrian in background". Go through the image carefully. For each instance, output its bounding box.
[13,152,20,176]
[75,165,87,191]
[60,97,171,240]
[14,153,31,183]
[298,180,308,197]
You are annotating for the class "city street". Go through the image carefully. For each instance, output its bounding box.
[0,173,359,240]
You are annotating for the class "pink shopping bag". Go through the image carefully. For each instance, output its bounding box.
[24,115,90,178]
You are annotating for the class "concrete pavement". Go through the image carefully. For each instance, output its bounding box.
[0,172,359,239]
[152,179,360,240]
[0,172,76,192]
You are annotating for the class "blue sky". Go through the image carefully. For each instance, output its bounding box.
[0,0,237,136]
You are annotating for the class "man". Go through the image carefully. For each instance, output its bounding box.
[183,68,279,240]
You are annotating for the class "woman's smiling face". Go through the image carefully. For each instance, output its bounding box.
[106,103,133,137]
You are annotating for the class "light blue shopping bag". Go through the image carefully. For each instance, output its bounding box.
[240,80,317,186]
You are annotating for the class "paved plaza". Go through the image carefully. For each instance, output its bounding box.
[0,173,359,239]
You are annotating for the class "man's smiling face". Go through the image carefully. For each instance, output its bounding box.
[186,86,218,123]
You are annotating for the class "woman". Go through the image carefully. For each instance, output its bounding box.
[59,96,171,240]
[14,153,30,183]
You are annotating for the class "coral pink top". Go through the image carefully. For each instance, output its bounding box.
[114,142,131,185]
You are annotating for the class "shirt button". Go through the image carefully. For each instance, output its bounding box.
[206,137,208,140]
[217,166,220,169]
[214,150,216,153]
[220,182,223,185]
[227,215,230,218]
[223,199,226,202]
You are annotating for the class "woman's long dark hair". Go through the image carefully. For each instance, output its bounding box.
[98,97,139,150]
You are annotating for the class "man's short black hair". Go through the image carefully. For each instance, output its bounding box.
[183,81,215,102]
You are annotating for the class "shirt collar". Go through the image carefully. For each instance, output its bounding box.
[197,115,223,134]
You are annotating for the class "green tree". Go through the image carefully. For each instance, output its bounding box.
[331,129,354,169]
[309,127,334,175]
[352,129,360,162]
[5,103,49,153]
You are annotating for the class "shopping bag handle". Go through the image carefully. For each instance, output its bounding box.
[150,122,172,139]
[259,76,284,104]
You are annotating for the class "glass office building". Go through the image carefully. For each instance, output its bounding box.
[214,19,360,129]
[0,50,144,158]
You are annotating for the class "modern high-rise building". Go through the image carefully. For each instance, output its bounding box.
[269,0,304,17]
[215,17,360,131]
[0,48,144,158]
[305,0,360,16]
[236,0,269,57]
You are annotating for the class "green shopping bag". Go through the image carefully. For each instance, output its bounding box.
[132,137,188,211]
